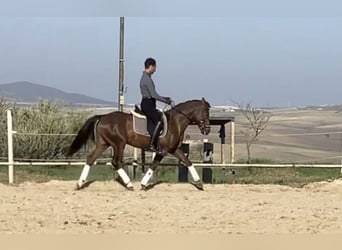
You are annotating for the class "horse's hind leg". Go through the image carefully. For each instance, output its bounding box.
[76,144,107,190]
[110,143,134,191]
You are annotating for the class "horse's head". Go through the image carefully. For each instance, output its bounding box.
[193,98,211,135]
[171,98,211,135]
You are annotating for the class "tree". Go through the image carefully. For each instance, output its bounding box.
[0,95,10,158]
[0,95,9,113]
[238,102,271,163]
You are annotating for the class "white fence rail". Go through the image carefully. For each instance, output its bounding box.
[193,163,342,169]
[2,110,342,184]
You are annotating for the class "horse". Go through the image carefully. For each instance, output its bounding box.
[66,98,211,191]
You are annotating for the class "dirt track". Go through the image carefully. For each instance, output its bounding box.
[1,180,342,234]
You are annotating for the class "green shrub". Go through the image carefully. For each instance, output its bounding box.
[0,99,89,160]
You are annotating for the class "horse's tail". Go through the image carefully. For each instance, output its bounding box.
[66,115,101,157]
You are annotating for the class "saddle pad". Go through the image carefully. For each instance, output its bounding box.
[131,110,167,137]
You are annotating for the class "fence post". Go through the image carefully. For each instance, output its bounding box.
[130,147,138,179]
[7,109,14,184]
[141,149,146,174]
[230,121,235,163]
[219,124,226,164]
[202,142,213,183]
[178,143,189,182]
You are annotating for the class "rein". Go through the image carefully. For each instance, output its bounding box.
[164,101,209,130]
[171,107,193,122]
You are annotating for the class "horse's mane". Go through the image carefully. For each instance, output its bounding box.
[173,99,202,108]
[129,99,208,116]
[164,99,204,117]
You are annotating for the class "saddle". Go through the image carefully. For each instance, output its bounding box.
[130,105,167,137]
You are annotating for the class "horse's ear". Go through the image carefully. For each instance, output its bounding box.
[202,97,208,104]
[201,97,210,108]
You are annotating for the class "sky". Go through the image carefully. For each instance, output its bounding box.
[0,2,342,107]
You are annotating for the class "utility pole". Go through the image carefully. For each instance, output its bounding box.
[118,17,125,112]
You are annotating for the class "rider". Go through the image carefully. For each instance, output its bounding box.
[140,57,172,153]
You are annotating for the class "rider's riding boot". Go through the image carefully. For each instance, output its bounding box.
[147,121,163,154]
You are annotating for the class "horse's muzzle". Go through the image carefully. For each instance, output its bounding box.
[200,125,211,135]
[203,126,211,135]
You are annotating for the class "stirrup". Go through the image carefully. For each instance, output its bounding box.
[146,144,164,154]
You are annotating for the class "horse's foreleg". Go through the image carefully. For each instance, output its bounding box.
[76,145,107,190]
[141,153,164,190]
[172,148,203,191]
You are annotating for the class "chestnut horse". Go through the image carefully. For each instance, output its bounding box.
[66,98,211,191]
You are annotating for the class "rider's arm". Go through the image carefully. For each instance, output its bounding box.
[141,74,170,104]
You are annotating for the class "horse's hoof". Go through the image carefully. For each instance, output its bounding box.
[115,177,134,191]
[140,184,153,191]
[75,180,95,190]
[191,181,204,191]
[75,183,82,190]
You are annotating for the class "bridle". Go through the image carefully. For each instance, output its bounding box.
[169,102,210,133]
[198,118,210,132]
[198,109,210,133]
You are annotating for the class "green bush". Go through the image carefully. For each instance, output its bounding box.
[0,99,89,160]
[0,97,10,160]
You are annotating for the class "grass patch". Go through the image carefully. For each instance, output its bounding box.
[235,158,283,164]
[0,165,116,184]
[1,164,341,187]
[211,167,341,187]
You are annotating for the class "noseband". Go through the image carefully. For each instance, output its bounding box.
[198,119,210,131]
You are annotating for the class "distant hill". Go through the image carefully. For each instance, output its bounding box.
[0,81,116,106]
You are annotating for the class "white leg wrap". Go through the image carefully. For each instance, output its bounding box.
[141,168,154,186]
[117,168,132,186]
[188,165,200,181]
[78,164,90,186]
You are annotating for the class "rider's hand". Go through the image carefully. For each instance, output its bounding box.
[165,97,172,105]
